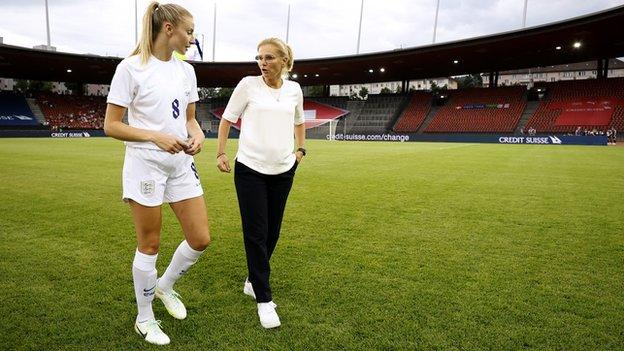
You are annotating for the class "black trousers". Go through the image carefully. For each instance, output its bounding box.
[234,160,297,303]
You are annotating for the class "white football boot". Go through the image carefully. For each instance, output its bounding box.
[155,283,187,320]
[134,319,170,345]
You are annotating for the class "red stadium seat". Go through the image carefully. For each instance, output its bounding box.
[424,86,526,133]
[393,92,432,132]
[525,78,624,133]
[37,92,106,130]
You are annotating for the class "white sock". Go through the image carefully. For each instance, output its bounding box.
[157,240,204,293]
[132,249,158,323]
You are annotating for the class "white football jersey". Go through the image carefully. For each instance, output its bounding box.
[107,54,199,150]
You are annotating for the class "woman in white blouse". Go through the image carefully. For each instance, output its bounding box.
[216,37,306,329]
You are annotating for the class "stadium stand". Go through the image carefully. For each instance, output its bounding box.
[424,86,526,133]
[310,96,349,110]
[346,94,409,134]
[612,105,624,132]
[204,97,230,109]
[195,102,220,132]
[0,91,39,127]
[525,78,624,133]
[392,92,433,133]
[36,92,106,130]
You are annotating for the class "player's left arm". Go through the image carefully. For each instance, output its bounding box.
[185,102,204,155]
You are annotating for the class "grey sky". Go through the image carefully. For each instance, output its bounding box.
[1,0,623,61]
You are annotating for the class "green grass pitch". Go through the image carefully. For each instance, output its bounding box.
[0,138,623,350]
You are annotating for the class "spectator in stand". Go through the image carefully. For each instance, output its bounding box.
[609,127,617,145]
[38,92,106,130]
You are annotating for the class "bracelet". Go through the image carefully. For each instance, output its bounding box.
[216,152,226,159]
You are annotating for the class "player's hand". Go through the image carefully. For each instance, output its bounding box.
[184,135,204,155]
[216,153,231,173]
[153,133,189,154]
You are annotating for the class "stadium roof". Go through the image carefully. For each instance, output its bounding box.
[493,59,624,75]
[1,5,623,87]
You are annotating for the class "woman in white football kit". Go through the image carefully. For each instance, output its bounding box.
[103,2,209,346]
[216,37,306,329]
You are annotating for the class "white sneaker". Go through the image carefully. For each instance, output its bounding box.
[134,319,170,345]
[155,284,187,320]
[257,301,281,329]
[243,278,256,300]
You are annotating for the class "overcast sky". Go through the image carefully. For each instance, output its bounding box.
[1,0,623,62]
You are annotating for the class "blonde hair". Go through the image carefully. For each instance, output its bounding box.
[257,38,294,78]
[132,1,192,64]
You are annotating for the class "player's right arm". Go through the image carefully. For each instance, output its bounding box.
[104,103,188,154]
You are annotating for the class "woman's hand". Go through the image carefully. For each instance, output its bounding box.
[216,153,231,173]
[184,134,205,155]
[152,132,189,154]
[295,150,304,164]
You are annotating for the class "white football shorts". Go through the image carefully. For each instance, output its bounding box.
[122,146,203,207]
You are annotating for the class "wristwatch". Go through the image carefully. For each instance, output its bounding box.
[297,147,307,156]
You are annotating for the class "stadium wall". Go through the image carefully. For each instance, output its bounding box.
[0,130,605,145]
[326,133,608,145]
[0,130,233,138]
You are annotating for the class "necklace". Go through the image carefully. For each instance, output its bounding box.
[264,78,283,102]
[269,87,281,102]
